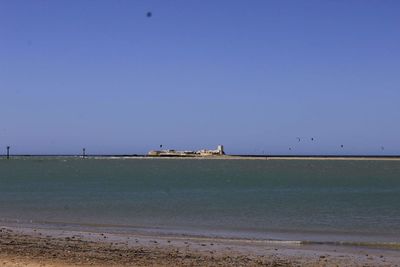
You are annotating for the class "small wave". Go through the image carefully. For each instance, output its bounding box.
[2,218,399,250]
[301,240,400,249]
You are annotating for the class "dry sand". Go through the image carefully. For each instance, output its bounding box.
[1,226,400,266]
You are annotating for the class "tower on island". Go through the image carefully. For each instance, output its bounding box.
[217,145,224,155]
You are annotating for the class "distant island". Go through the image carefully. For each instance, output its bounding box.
[148,145,225,157]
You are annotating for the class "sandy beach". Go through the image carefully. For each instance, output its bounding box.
[1,226,399,267]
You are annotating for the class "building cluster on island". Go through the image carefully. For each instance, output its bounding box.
[148,145,225,157]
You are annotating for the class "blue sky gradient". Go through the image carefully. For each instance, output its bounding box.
[1,1,399,155]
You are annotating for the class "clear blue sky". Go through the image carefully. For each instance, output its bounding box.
[1,1,399,155]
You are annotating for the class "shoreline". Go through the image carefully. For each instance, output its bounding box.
[1,226,400,266]
[2,155,400,161]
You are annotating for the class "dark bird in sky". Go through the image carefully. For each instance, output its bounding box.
[311,137,314,141]
[297,137,301,142]
[146,12,152,17]
[341,145,344,148]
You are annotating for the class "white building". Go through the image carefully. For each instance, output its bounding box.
[148,145,225,157]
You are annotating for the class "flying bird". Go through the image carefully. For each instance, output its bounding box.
[146,12,152,17]
[340,145,344,148]
[296,137,301,142]
[311,137,314,141]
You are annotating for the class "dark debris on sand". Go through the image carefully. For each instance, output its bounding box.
[0,228,292,266]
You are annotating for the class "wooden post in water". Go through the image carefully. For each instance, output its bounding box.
[6,146,10,159]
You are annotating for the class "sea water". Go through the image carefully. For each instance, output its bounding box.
[0,157,399,245]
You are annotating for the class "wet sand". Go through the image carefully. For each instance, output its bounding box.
[1,226,399,266]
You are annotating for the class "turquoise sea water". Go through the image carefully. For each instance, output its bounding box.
[0,157,399,244]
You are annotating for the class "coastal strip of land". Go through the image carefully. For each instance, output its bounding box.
[93,155,400,161]
[3,155,400,161]
[1,226,399,266]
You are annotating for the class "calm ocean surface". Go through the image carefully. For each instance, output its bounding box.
[1,158,400,244]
